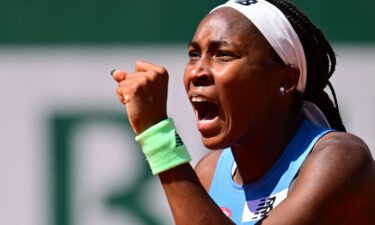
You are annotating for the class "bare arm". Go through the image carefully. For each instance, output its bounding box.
[158,163,235,225]
[255,132,375,225]
[157,149,228,224]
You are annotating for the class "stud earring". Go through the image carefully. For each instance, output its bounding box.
[279,87,286,96]
[122,95,129,104]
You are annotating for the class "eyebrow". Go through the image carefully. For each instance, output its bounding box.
[187,41,199,48]
[187,40,239,49]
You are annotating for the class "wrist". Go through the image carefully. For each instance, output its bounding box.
[135,118,191,175]
[132,114,168,135]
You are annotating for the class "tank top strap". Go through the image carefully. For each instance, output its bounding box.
[243,119,333,197]
[209,148,237,193]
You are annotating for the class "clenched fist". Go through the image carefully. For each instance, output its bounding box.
[112,61,169,135]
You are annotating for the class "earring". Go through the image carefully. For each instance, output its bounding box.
[122,95,130,104]
[279,87,286,96]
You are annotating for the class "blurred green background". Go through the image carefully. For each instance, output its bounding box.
[0,0,374,44]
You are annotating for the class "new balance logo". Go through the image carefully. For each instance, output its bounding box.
[175,131,184,147]
[235,0,258,6]
[251,196,275,220]
[242,189,288,223]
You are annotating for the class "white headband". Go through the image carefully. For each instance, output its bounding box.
[211,0,331,128]
[211,0,307,93]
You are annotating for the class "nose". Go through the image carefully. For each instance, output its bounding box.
[190,59,214,87]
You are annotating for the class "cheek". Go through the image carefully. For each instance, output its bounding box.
[183,65,191,92]
[216,66,256,96]
[216,67,263,120]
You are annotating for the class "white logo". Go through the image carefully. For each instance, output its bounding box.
[242,189,288,223]
[235,0,258,6]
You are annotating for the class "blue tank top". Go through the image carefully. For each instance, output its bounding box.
[208,119,332,224]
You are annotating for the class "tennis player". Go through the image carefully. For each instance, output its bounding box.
[112,0,375,224]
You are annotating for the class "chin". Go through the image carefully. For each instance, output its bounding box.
[201,133,231,150]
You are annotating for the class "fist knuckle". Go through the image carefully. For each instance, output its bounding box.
[139,75,149,85]
[148,70,158,79]
[118,81,126,87]
[159,67,167,75]
[135,60,142,67]
[159,69,169,81]
[131,82,143,95]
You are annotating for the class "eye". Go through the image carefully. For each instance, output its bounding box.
[188,50,200,63]
[214,50,237,61]
[188,51,200,58]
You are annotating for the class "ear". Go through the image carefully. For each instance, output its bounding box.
[280,66,300,93]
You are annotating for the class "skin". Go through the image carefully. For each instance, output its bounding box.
[113,7,375,225]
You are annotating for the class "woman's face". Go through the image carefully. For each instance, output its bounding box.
[184,8,285,149]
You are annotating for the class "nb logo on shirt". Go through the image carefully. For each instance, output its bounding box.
[242,189,288,223]
[251,196,275,220]
[235,0,258,6]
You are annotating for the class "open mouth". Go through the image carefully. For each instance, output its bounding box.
[191,96,219,121]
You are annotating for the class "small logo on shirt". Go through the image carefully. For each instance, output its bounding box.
[220,207,232,218]
[242,189,288,223]
[235,0,258,6]
[251,196,275,220]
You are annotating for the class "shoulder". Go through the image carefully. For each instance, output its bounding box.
[195,150,224,192]
[314,131,371,154]
[291,131,375,221]
[308,131,374,179]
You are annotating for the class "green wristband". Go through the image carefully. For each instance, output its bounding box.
[135,118,191,175]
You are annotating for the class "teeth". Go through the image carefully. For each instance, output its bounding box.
[191,96,207,102]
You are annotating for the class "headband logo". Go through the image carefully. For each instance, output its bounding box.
[235,0,258,6]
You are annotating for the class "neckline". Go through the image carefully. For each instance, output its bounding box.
[228,119,311,191]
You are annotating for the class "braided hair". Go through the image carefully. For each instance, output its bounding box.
[266,0,346,131]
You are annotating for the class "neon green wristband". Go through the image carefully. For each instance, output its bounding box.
[135,118,191,175]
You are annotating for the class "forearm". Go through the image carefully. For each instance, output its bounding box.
[159,163,235,225]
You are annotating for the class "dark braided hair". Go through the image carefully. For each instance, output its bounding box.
[265,0,346,131]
